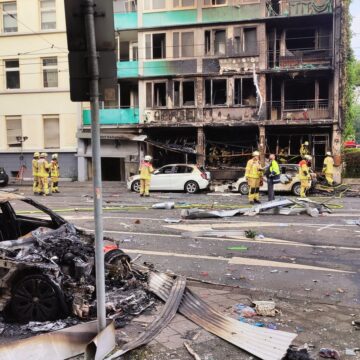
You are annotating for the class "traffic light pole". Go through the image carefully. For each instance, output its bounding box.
[83,0,106,332]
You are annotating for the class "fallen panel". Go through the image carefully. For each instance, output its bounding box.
[181,208,249,219]
[148,272,297,360]
[0,320,115,360]
[107,276,186,359]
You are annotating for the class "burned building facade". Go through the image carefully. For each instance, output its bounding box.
[76,0,343,181]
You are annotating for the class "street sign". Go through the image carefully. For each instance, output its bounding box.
[64,0,117,102]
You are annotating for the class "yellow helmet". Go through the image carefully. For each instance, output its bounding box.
[40,152,47,158]
[252,151,260,157]
[304,141,309,146]
[34,152,40,158]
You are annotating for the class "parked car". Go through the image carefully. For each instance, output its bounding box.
[0,192,132,323]
[231,164,313,196]
[0,167,9,187]
[127,164,210,194]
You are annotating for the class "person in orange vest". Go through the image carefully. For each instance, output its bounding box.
[50,154,60,193]
[37,152,50,196]
[322,151,334,186]
[139,155,154,197]
[245,151,263,204]
[32,152,40,195]
[298,155,312,198]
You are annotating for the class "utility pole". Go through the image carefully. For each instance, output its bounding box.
[64,0,116,332]
[83,0,106,332]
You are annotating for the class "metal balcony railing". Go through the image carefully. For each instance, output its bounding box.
[268,99,330,121]
[266,0,332,17]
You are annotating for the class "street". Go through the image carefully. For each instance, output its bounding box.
[8,182,360,359]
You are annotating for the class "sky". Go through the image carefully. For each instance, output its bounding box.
[351,1,360,60]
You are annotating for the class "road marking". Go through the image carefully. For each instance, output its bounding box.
[121,249,354,273]
[81,228,360,252]
[317,224,334,232]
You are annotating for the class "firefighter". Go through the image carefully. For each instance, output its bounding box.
[139,155,154,197]
[38,152,50,196]
[32,152,40,195]
[50,154,60,193]
[266,154,281,201]
[322,151,334,186]
[245,151,263,204]
[300,141,310,159]
[299,155,312,198]
[278,147,288,164]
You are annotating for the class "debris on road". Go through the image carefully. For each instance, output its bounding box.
[253,301,277,317]
[282,346,314,360]
[152,202,175,209]
[148,271,297,360]
[181,198,334,219]
[319,348,340,359]
[233,304,257,318]
[184,341,202,360]
[245,229,258,239]
[226,246,248,252]
[164,218,182,223]
[352,319,360,330]
[345,348,360,356]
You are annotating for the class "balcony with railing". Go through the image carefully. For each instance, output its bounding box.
[114,0,138,30]
[266,0,332,17]
[268,49,332,70]
[83,108,139,126]
[268,99,331,121]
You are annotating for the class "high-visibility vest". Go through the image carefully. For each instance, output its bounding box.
[139,162,154,180]
[298,160,310,180]
[245,158,262,179]
[32,159,39,177]
[323,156,334,174]
[37,159,50,177]
[50,160,60,177]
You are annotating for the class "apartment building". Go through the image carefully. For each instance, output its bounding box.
[77,0,344,182]
[0,0,79,180]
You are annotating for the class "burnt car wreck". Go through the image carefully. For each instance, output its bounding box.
[0,193,152,324]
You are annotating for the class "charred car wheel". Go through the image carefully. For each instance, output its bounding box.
[10,274,64,323]
[131,180,141,193]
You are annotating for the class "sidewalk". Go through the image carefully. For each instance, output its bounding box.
[119,282,360,360]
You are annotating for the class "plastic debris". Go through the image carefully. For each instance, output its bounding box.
[234,304,256,318]
[152,202,175,210]
[271,270,279,273]
[282,347,314,360]
[200,271,209,277]
[319,348,340,359]
[226,246,248,252]
[164,218,182,223]
[253,301,276,317]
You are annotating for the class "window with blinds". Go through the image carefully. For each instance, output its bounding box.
[40,0,56,30]
[2,2,17,33]
[42,57,58,87]
[6,116,22,147]
[43,115,60,149]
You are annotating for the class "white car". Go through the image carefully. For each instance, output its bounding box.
[231,164,312,196]
[127,164,210,194]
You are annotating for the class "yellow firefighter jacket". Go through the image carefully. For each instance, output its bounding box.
[245,158,262,179]
[139,161,154,180]
[322,156,334,175]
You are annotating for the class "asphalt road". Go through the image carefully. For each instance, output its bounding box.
[11,181,360,309]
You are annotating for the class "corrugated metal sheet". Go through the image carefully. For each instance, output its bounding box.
[148,272,297,360]
[108,276,186,359]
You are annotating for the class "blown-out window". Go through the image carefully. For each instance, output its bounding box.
[205,79,227,105]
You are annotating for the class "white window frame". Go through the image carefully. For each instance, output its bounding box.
[173,30,195,58]
[173,0,196,9]
[6,115,22,147]
[145,32,167,60]
[203,0,227,7]
[173,79,196,107]
[204,28,227,56]
[2,1,17,33]
[43,115,60,149]
[4,59,20,89]
[146,81,168,108]
[42,57,58,88]
[143,0,167,12]
[40,0,56,30]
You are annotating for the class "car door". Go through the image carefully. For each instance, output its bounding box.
[150,165,175,190]
[172,165,194,190]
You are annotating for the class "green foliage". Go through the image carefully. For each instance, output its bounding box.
[355,103,360,142]
[343,150,360,177]
[354,61,360,87]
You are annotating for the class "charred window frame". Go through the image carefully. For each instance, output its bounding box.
[234,78,257,106]
[203,0,227,7]
[234,26,258,55]
[285,28,316,52]
[173,79,195,107]
[146,81,167,108]
[205,28,226,56]
[173,31,195,58]
[145,33,166,59]
[205,78,227,106]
